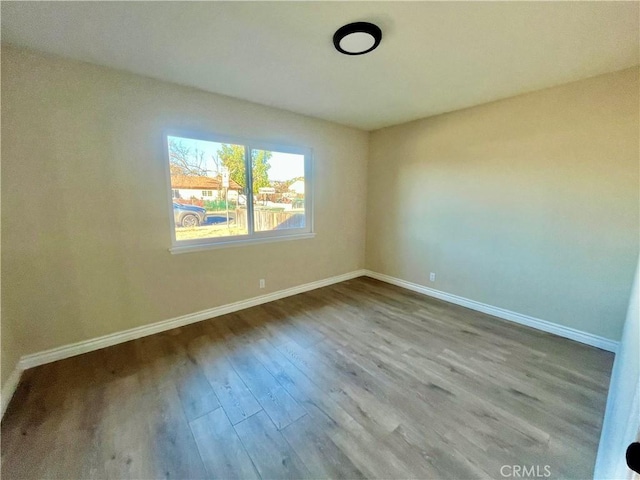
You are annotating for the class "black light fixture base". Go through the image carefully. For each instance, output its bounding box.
[333,21,382,56]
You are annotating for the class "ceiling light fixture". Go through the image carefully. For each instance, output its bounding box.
[333,22,382,56]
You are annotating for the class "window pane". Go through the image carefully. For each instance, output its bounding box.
[252,149,306,232]
[168,136,248,241]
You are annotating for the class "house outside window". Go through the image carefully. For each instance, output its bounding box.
[164,131,314,253]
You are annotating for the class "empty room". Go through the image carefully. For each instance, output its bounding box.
[1,2,639,479]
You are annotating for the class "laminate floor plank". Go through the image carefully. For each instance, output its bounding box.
[135,337,210,480]
[1,277,613,479]
[233,410,311,479]
[212,317,308,430]
[185,333,263,426]
[272,339,486,479]
[100,374,157,480]
[279,406,367,480]
[189,407,260,480]
[219,331,429,478]
[239,304,308,348]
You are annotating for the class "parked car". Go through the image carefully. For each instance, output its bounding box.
[173,203,206,227]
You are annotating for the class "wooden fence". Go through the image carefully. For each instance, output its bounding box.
[235,209,305,231]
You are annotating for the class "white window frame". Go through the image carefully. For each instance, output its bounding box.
[163,130,315,254]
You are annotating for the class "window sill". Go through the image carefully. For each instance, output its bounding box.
[169,232,316,254]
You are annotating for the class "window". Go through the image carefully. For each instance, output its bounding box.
[164,131,313,253]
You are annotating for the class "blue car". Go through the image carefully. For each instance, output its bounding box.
[173,203,207,227]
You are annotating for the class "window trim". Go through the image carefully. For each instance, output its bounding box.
[163,130,314,253]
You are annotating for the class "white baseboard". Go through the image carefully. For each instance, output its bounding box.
[15,267,618,376]
[1,366,23,419]
[364,270,619,353]
[18,270,367,370]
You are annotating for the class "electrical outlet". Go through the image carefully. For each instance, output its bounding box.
[259,279,265,289]
[429,272,436,282]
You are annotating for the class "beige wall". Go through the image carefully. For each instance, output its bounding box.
[0,54,21,390]
[1,307,20,389]
[0,46,369,363]
[366,68,639,341]
[2,46,638,391]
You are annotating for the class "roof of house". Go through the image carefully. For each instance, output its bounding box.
[171,174,242,190]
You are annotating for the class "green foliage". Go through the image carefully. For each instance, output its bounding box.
[216,144,245,187]
[217,144,272,193]
[204,199,232,211]
[251,149,272,192]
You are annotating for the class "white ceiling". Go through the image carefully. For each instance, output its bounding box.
[2,1,638,130]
